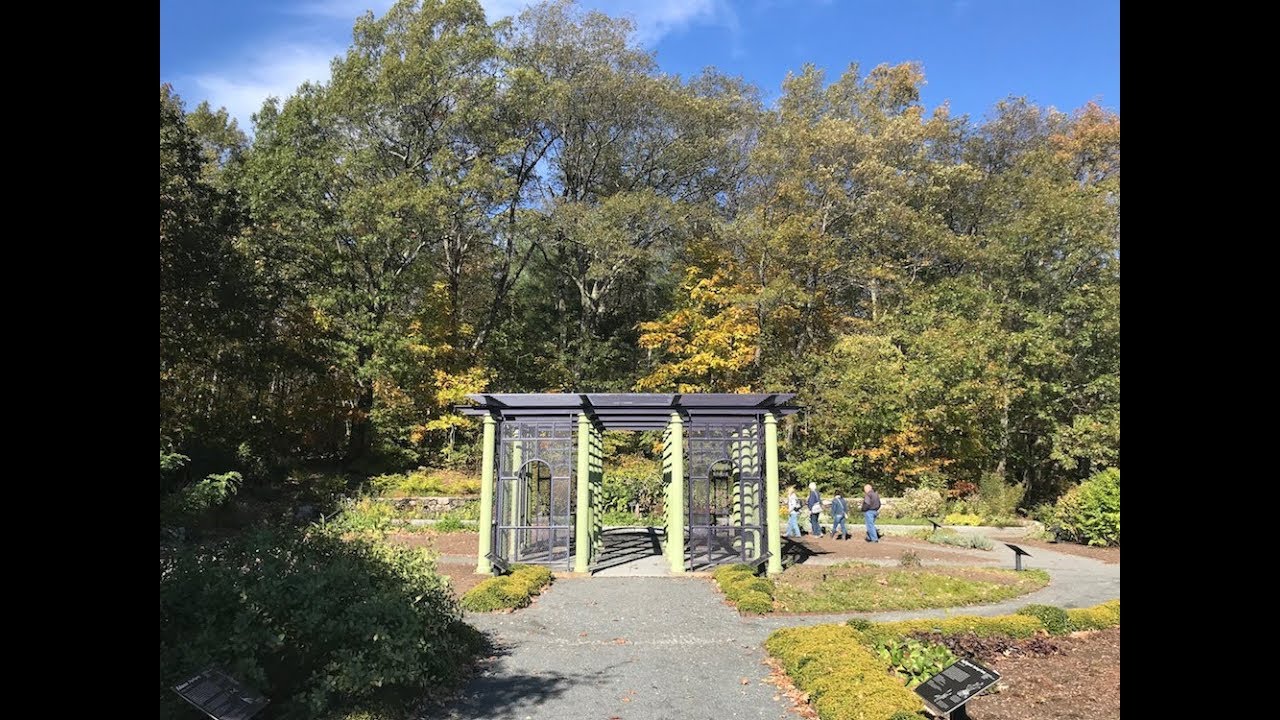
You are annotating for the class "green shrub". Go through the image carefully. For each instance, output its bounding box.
[1052,468,1119,546]
[460,564,554,612]
[159,527,478,719]
[898,488,945,518]
[370,468,480,497]
[433,515,465,533]
[162,470,243,520]
[766,625,922,720]
[601,454,664,515]
[875,637,957,688]
[943,513,983,526]
[334,497,397,534]
[899,550,922,567]
[736,590,775,614]
[1066,600,1120,631]
[847,618,873,631]
[977,474,1025,518]
[924,530,993,550]
[1018,604,1072,635]
[858,614,1045,646]
[724,576,775,600]
[712,563,756,584]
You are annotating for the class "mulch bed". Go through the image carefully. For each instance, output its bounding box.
[964,628,1120,720]
[387,531,479,557]
[1001,538,1119,564]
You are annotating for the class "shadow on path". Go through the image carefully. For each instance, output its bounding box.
[591,527,664,572]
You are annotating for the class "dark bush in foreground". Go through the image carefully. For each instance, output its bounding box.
[160,527,481,719]
[1017,603,1072,635]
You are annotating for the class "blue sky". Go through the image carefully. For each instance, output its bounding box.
[160,0,1119,132]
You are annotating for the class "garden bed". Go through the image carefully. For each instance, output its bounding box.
[962,628,1120,720]
[773,564,1049,613]
[783,535,989,565]
[387,530,479,557]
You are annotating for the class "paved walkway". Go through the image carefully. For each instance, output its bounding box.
[447,542,1118,719]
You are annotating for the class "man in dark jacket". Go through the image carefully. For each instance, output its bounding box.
[861,484,881,542]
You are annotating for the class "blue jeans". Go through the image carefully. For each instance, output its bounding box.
[787,510,801,537]
[810,513,822,536]
[865,510,879,542]
[832,514,848,538]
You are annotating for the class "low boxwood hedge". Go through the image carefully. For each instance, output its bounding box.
[460,564,555,612]
[711,563,776,613]
[765,626,922,720]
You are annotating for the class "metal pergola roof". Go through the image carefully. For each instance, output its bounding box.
[456,393,800,430]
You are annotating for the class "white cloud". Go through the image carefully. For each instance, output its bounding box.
[190,45,336,131]
[181,0,739,131]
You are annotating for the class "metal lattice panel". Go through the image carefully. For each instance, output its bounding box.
[494,420,577,569]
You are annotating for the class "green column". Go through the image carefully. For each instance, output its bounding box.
[575,413,591,573]
[475,414,497,574]
[668,412,685,573]
[765,412,783,576]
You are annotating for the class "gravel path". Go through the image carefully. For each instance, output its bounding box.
[447,543,1118,719]
[449,577,795,720]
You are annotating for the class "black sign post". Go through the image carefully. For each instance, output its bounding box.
[1004,543,1032,571]
[172,667,269,720]
[914,657,1001,719]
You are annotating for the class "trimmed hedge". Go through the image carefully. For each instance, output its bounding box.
[460,564,554,612]
[857,614,1045,647]
[1065,599,1121,631]
[712,563,776,613]
[765,626,922,720]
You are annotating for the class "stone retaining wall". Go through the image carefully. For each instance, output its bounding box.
[377,496,477,513]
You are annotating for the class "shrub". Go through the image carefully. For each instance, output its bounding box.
[899,550,922,567]
[162,471,243,521]
[724,575,775,600]
[601,454,664,515]
[923,530,993,550]
[370,468,480,497]
[736,590,775,614]
[460,564,554,612]
[1066,600,1121,631]
[948,480,978,499]
[908,631,1063,663]
[977,474,1025,519]
[898,488,945,518]
[875,637,957,688]
[712,563,756,584]
[1052,469,1120,546]
[766,625,922,720]
[434,515,465,533]
[1017,604,1072,635]
[159,527,479,719]
[943,513,983,526]
[847,618,873,631]
[857,614,1045,647]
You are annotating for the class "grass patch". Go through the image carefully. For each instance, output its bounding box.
[773,566,1049,613]
[920,529,993,550]
[460,564,554,612]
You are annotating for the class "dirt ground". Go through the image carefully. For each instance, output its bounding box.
[436,562,487,597]
[387,531,479,557]
[996,537,1119,564]
[964,628,1120,720]
[783,533,990,565]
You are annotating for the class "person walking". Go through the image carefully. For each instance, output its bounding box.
[831,491,849,540]
[786,487,803,538]
[807,482,823,538]
[861,483,881,542]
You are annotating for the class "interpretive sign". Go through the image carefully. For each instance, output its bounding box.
[915,657,1000,717]
[172,667,268,720]
[1004,543,1032,571]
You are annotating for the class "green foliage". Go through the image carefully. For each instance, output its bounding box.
[1051,468,1120,546]
[601,454,664,515]
[159,527,480,719]
[735,590,775,614]
[433,515,465,532]
[369,468,480,497]
[159,0,1118,510]
[1066,600,1121,631]
[856,614,1046,647]
[899,550,922,567]
[875,637,958,688]
[162,471,244,521]
[774,566,1048,613]
[460,564,554,612]
[943,513,984,526]
[1017,604,1072,635]
[896,488,945,519]
[766,625,923,720]
[923,530,993,550]
[333,498,397,534]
